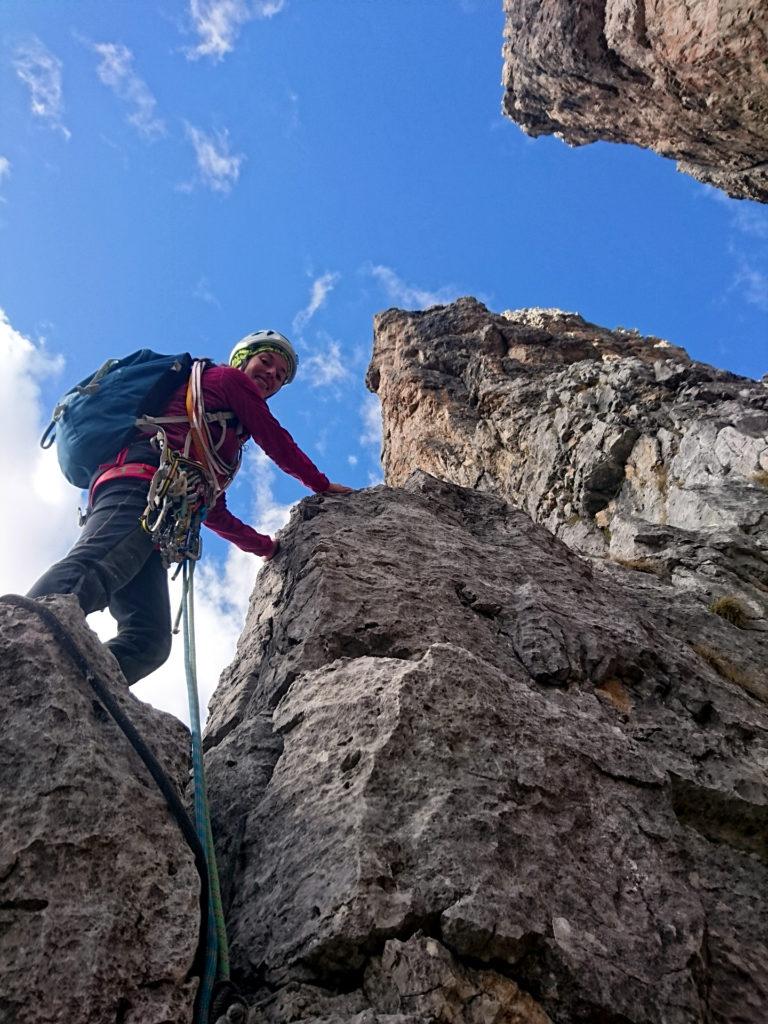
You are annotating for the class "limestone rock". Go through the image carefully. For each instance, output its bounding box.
[205,475,768,1024]
[501,0,768,202]
[0,595,199,1024]
[365,934,551,1024]
[367,298,768,622]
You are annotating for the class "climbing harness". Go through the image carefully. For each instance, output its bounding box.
[137,359,243,568]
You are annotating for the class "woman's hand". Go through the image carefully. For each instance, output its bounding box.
[323,482,354,494]
[262,538,280,560]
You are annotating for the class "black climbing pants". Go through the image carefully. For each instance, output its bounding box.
[28,479,171,685]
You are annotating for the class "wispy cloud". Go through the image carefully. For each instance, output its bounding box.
[303,337,350,388]
[183,124,244,193]
[699,185,768,316]
[247,447,294,536]
[293,272,340,332]
[733,259,768,312]
[90,42,165,139]
[194,276,221,306]
[0,157,10,184]
[186,0,286,61]
[366,263,460,309]
[360,394,382,448]
[13,37,70,139]
[284,89,300,136]
[705,186,768,240]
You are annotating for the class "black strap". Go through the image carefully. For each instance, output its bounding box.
[0,595,210,1007]
[40,420,56,450]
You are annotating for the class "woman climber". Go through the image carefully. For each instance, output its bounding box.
[28,329,352,684]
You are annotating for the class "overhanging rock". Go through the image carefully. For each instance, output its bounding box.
[501,0,768,202]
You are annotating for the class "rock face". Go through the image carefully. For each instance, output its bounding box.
[6,302,767,1024]
[367,299,768,624]
[0,595,199,1024]
[501,0,768,202]
[205,473,768,1024]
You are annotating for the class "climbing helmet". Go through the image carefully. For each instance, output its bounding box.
[229,330,298,384]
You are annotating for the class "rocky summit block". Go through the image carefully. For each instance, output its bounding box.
[0,595,199,1024]
[367,298,768,626]
[205,475,768,1024]
[502,0,768,202]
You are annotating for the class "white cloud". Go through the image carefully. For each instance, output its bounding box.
[90,42,165,139]
[303,338,350,388]
[184,123,244,193]
[366,263,460,309]
[347,454,358,466]
[0,309,81,596]
[360,394,382,448]
[186,0,286,61]
[0,158,10,183]
[13,37,70,139]
[292,271,340,332]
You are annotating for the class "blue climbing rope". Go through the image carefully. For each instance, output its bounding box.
[181,559,230,1021]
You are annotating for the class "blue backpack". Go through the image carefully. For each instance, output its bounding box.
[40,349,194,488]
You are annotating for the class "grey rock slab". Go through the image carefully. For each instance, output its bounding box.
[205,476,768,1023]
[0,595,199,1024]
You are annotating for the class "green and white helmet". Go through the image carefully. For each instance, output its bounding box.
[229,329,298,384]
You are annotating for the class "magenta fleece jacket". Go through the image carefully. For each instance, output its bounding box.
[102,364,330,556]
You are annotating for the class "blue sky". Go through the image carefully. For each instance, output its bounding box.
[1,0,766,721]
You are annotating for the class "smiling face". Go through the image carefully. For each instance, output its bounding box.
[242,349,290,399]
